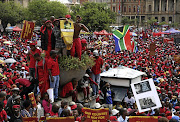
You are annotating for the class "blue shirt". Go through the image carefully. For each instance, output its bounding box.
[106,88,112,104]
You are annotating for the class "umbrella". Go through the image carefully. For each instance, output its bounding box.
[4,58,16,63]
[3,41,11,45]
[13,26,22,32]
[163,28,180,33]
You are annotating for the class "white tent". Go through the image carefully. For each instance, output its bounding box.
[100,66,146,87]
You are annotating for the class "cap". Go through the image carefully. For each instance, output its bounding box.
[112,109,119,116]
[30,43,36,46]
[93,50,99,56]
[69,101,76,106]
[84,74,89,77]
[12,87,20,91]
[45,20,52,24]
[21,67,25,70]
[81,39,87,44]
[65,14,71,19]
[93,103,101,109]
[71,104,77,110]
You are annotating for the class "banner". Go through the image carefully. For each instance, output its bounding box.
[47,88,54,103]
[22,117,38,122]
[60,20,74,50]
[82,107,109,122]
[129,116,158,122]
[21,20,35,39]
[149,43,156,56]
[131,79,162,112]
[28,92,37,108]
[46,116,74,122]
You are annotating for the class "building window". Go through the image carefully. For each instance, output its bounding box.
[169,17,172,22]
[129,6,131,12]
[113,0,115,2]
[148,5,152,12]
[113,6,116,12]
[162,17,165,22]
[124,6,126,12]
[133,6,136,12]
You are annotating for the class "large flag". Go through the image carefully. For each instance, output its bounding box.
[131,38,138,53]
[113,25,132,52]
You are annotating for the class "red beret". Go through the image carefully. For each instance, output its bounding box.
[71,104,77,110]
[30,43,35,46]
[45,20,52,24]
[65,14,71,19]
[81,39,87,44]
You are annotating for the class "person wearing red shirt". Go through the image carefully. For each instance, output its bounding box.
[0,101,7,122]
[15,78,33,99]
[91,50,103,96]
[41,20,55,58]
[34,53,49,97]
[28,43,41,79]
[60,78,79,102]
[48,50,60,100]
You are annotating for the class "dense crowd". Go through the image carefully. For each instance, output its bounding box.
[0,15,179,122]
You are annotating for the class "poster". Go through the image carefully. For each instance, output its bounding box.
[131,78,162,112]
[47,88,54,103]
[46,116,74,122]
[21,20,35,39]
[28,92,37,107]
[149,43,156,56]
[129,116,158,122]
[82,107,109,122]
[22,117,38,122]
[60,20,74,50]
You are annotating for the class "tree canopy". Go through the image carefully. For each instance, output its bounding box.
[70,2,116,31]
[0,1,26,29]
[27,0,68,25]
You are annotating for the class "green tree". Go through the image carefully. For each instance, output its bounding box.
[70,2,116,31]
[147,18,157,26]
[0,1,26,29]
[27,0,68,25]
[121,17,130,25]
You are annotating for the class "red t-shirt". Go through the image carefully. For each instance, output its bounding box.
[15,78,31,87]
[48,57,60,76]
[92,57,103,75]
[0,110,7,122]
[60,82,73,97]
[29,48,41,68]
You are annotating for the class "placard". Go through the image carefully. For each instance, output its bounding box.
[46,116,74,122]
[129,116,158,122]
[22,117,38,122]
[82,108,109,122]
[131,78,162,112]
[28,92,37,107]
[149,43,156,56]
[60,20,74,50]
[21,20,35,39]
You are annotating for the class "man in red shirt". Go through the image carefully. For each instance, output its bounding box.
[91,50,103,96]
[48,50,60,100]
[15,78,33,99]
[28,42,41,79]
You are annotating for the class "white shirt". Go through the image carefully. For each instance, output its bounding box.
[124,97,135,106]
[37,102,44,119]
[117,116,128,122]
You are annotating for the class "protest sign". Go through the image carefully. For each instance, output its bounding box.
[28,92,37,108]
[21,20,35,39]
[60,20,74,50]
[149,43,156,56]
[82,107,109,122]
[22,117,38,122]
[131,78,162,112]
[129,116,158,122]
[47,88,54,103]
[46,116,74,122]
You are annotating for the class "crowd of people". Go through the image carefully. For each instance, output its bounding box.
[0,14,179,122]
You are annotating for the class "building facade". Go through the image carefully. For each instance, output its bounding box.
[1,0,32,7]
[83,0,180,25]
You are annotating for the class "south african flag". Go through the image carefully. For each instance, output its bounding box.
[113,25,132,52]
